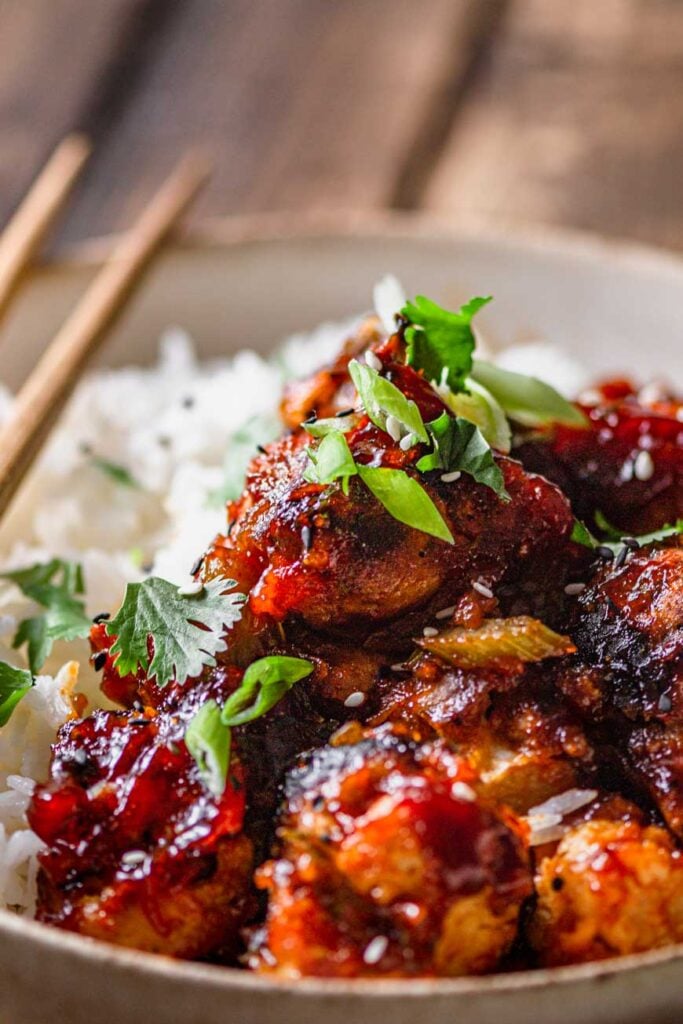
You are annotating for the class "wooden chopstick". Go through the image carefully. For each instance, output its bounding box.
[0,134,90,326]
[0,151,210,518]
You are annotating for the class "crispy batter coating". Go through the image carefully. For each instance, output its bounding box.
[249,728,532,977]
[28,706,255,958]
[529,817,683,966]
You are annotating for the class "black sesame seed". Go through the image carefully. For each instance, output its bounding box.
[614,545,629,569]
[312,795,325,811]
[551,876,565,892]
[190,555,205,577]
[129,719,150,727]
[92,611,110,624]
[182,395,195,409]
[335,408,355,418]
[303,412,318,424]
[92,651,107,671]
[418,550,427,559]
[301,525,312,552]
[622,537,640,550]
[596,545,615,561]
[256,444,267,455]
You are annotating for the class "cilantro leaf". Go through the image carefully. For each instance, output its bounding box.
[303,432,358,494]
[471,360,588,428]
[185,656,313,796]
[348,360,428,443]
[0,662,33,726]
[401,295,491,391]
[184,699,231,798]
[106,576,245,687]
[1,559,91,673]
[357,464,454,544]
[91,456,140,489]
[221,655,314,727]
[417,414,510,501]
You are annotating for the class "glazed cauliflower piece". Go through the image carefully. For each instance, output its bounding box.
[529,817,683,966]
[249,727,532,977]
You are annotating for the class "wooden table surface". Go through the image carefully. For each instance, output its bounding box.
[2,0,683,254]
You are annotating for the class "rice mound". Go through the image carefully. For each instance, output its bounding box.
[0,303,587,916]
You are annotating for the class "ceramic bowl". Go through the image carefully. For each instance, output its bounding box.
[1,213,682,1024]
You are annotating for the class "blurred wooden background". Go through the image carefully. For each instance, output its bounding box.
[2,0,683,252]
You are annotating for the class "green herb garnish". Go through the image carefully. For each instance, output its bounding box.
[184,700,230,799]
[571,517,683,552]
[357,465,454,544]
[443,377,511,452]
[417,414,510,500]
[0,662,33,726]
[185,655,314,796]
[303,432,357,494]
[401,295,491,391]
[91,456,140,489]
[208,414,281,508]
[304,414,356,438]
[348,360,428,443]
[2,559,91,674]
[471,360,587,428]
[106,576,245,688]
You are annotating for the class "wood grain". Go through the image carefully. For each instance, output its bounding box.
[0,0,139,228]
[56,0,494,244]
[424,0,683,249]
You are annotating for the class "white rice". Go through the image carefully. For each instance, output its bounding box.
[0,284,589,916]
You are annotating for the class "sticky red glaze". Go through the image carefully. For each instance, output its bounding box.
[28,707,246,898]
[515,379,683,533]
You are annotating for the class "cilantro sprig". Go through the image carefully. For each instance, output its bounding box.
[185,655,314,796]
[417,413,510,500]
[106,576,245,688]
[401,295,491,391]
[2,559,91,674]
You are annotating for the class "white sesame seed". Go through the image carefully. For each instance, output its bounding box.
[435,605,456,620]
[391,662,408,672]
[452,781,476,802]
[121,849,146,866]
[399,433,415,451]
[385,415,402,442]
[440,470,461,483]
[634,450,654,481]
[473,581,494,599]
[366,351,382,372]
[177,579,204,597]
[564,582,586,596]
[422,626,439,638]
[363,935,389,965]
[638,381,666,406]
[344,691,366,708]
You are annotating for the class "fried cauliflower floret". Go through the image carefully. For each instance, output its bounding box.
[529,818,683,966]
[249,728,532,977]
[29,707,255,960]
